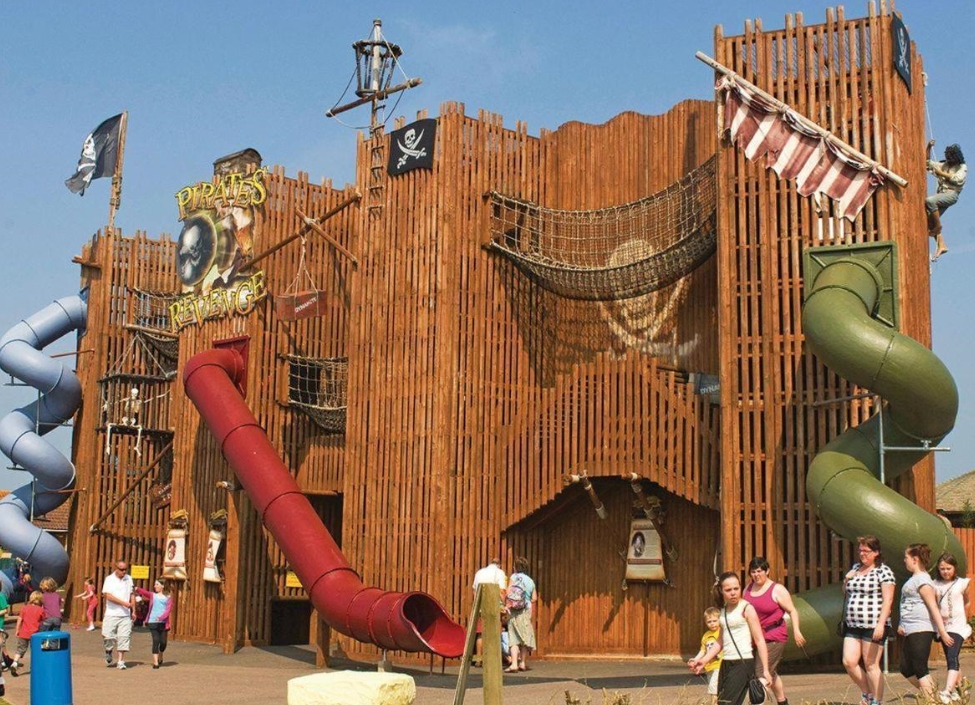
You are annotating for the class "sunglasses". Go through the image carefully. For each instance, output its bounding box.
[116,567,128,572]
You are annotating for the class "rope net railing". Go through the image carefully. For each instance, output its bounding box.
[286,355,348,434]
[487,156,717,300]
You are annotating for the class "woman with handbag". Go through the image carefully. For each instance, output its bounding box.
[840,536,896,705]
[932,552,969,703]
[689,571,771,705]
[897,543,954,699]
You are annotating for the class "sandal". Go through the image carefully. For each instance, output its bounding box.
[504,666,519,673]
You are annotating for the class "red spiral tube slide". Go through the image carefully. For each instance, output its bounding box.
[184,348,465,657]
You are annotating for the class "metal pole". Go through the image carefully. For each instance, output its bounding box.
[878,397,885,485]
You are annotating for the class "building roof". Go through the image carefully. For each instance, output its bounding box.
[0,489,71,533]
[936,469,975,514]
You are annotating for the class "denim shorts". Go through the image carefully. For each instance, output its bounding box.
[844,625,889,644]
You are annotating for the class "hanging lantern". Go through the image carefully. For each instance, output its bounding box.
[353,19,402,99]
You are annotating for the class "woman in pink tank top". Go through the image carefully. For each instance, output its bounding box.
[743,557,806,705]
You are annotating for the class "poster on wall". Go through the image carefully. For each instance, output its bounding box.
[162,528,187,581]
[625,519,666,582]
[169,167,269,331]
[387,118,436,176]
[203,528,224,583]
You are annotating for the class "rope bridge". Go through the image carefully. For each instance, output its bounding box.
[487,156,717,300]
[286,355,348,433]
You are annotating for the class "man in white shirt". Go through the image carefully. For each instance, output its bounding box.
[102,560,135,670]
[926,141,967,260]
[472,558,507,666]
[472,558,507,593]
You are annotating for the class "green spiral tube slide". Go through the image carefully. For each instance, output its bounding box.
[783,253,966,659]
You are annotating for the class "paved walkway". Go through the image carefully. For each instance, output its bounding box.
[2,625,972,705]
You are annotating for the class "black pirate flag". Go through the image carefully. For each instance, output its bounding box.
[387,118,436,176]
[891,14,912,94]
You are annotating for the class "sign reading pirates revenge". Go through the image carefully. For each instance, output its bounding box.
[169,167,269,331]
[387,118,436,176]
[891,14,911,94]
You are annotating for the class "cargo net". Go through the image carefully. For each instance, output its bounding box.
[286,355,348,434]
[487,156,717,300]
[133,288,179,363]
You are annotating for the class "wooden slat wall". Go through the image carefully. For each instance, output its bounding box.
[66,231,178,620]
[66,170,358,649]
[715,1,933,595]
[68,102,723,658]
[340,100,721,659]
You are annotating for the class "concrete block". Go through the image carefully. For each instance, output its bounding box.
[287,670,416,705]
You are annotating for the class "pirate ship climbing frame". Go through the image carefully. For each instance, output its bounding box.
[59,3,944,659]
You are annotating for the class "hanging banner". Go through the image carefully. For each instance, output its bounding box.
[717,76,885,221]
[162,528,187,581]
[891,14,912,94]
[625,519,666,582]
[387,118,436,176]
[203,528,224,583]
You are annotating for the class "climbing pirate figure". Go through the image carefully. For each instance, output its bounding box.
[926,140,967,261]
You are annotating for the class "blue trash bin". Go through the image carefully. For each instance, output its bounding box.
[29,630,72,705]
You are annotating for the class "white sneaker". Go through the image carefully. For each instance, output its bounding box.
[86,625,96,631]
[116,661,127,670]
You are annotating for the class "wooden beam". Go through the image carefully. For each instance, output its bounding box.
[325,78,422,118]
[295,206,360,269]
[89,439,173,533]
[246,191,361,270]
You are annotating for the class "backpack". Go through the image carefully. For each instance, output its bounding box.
[505,575,527,611]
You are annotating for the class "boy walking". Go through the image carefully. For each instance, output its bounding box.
[9,591,45,677]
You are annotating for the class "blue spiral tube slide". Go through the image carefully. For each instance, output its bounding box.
[0,296,87,598]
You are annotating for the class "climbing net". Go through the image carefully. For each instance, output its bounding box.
[286,355,348,433]
[487,156,717,300]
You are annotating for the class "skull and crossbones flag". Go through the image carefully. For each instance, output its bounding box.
[65,113,123,195]
[387,118,436,176]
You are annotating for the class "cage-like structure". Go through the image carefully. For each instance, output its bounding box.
[131,288,180,369]
[487,156,717,300]
[286,355,349,434]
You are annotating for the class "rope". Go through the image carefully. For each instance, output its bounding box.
[922,72,935,141]
[283,235,320,297]
[487,156,717,300]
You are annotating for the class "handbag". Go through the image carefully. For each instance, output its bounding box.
[723,605,767,705]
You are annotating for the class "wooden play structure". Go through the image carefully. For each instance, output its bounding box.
[47,2,948,660]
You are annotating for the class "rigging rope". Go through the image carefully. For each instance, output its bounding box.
[487,156,717,300]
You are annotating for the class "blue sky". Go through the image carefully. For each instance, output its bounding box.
[1,1,972,493]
